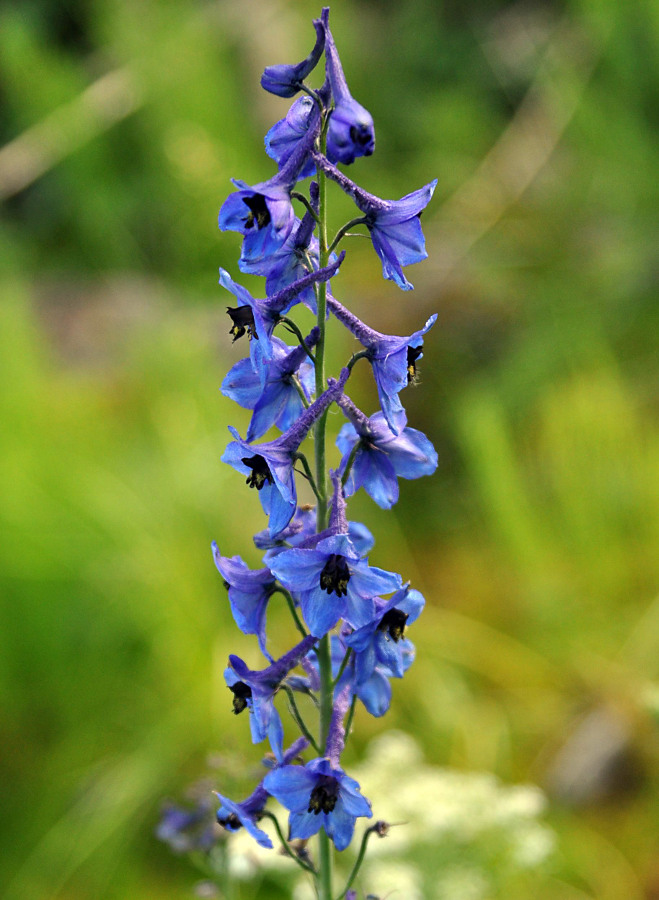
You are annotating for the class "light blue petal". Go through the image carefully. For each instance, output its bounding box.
[289,809,323,841]
[357,669,392,717]
[263,765,317,813]
[323,801,356,851]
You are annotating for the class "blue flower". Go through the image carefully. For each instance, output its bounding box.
[211,544,277,659]
[260,12,326,98]
[313,153,436,289]
[324,23,375,164]
[220,253,343,381]
[219,107,322,266]
[265,96,318,181]
[327,293,437,434]
[156,795,218,854]
[268,532,402,638]
[221,331,318,441]
[225,635,317,759]
[345,584,424,684]
[336,395,438,508]
[221,370,349,537]
[214,736,309,849]
[263,756,371,851]
[215,783,272,848]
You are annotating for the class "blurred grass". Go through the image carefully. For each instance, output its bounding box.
[2,0,659,897]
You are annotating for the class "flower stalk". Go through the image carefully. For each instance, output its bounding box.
[160,8,437,899]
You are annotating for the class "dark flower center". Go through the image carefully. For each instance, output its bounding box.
[407,345,422,384]
[308,775,340,815]
[350,123,374,152]
[378,607,409,642]
[229,680,252,714]
[227,305,258,342]
[243,194,271,230]
[319,554,350,597]
[217,811,241,830]
[241,455,274,491]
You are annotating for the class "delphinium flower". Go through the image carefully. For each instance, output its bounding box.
[313,152,436,290]
[221,330,318,441]
[157,794,219,854]
[263,688,372,850]
[268,475,402,637]
[327,293,437,434]
[162,9,442,899]
[221,369,349,537]
[212,545,278,660]
[344,584,425,684]
[242,182,322,307]
[336,392,438,508]
[225,634,317,759]
[215,736,309,848]
[220,252,344,379]
[324,21,375,164]
[218,104,323,267]
[260,14,326,98]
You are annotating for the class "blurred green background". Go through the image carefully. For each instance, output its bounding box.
[2,0,659,897]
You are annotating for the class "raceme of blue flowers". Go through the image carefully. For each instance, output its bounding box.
[168,6,438,893]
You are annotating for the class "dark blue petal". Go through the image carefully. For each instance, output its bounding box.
[260,18,325,98]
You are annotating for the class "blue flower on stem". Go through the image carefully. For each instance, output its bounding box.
[156,795,218,854]
[324,22,375,164]
[221,330,318,441]
[214,736,309,848]
[225,634,317,760]
[211,544,278,659]
[220,252,344,379]
[260,11,326,98]
[327,293,437,434]
[344,584,424,685]
[336,393,438,508]
[268,474,402,636]
[263,756,372,851]
[263,688,371,850]
[221,369,349,537]
[313,152,436,290]
[265,96,319,181]
[219,106,322,266]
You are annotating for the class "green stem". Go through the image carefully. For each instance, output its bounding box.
[332,648,352,689]
[335,826,377,900]
[278,315,316,363]
[347,349,370,372]
[340,441,362,489]
[283,685,322,754]
[295,452,322,502]
[273,587,308,639]
[314,112,334,900]
[292,190,321,224]
[343,695,357,749]
[291,374,311,409]
[260,811,317,874]
[328,216,368,256]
